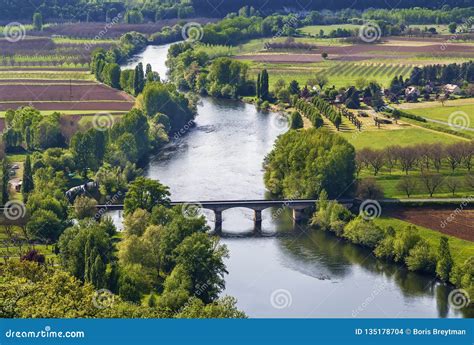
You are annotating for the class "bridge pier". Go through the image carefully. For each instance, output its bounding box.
[254,209,262,232]
[292,208,306,224]
[214,210,223,233]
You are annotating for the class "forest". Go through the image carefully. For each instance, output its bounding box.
[1,0,473,21]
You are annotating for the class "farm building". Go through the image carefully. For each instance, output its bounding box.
[405,86,420,97]
[443,84,461,94]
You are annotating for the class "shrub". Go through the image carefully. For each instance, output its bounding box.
[392,225,421,263]
[356,178,384,199]
[405,239,436,273]
[311,191,352,235]
[290,111,304,129]
[343,217,384,248]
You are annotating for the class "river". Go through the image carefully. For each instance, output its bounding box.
[121,44,467,318]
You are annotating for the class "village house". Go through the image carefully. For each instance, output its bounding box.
[443,84,461,95]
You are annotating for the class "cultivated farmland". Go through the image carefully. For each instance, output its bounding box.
[0,80,134,111]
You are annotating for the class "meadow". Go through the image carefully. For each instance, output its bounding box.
[403,103,474,129]
[339,126,464,150]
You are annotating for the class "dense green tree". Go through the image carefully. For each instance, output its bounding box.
[73,195,98,220]
[124,177,170,214]
[436,237,453,282]
[264,128,356,198]
[343,217,384,248]
[207,57,252,98]
[289,111,303,129]
[259,69,269,100]
[133,62,145,95]
[33,114,63,149]
[70,130,100,177]
[393,225,421,263]
[175,233,228,303]
[405,239,436,273]
[102,63,121,89]
[119,263,151,303]
[58,220,112,284]
[288,80,300,95]
[32,12,43,31]
[26,209,63,242]
[120,69,135,93]
[139,83,195,132]
[21,155,33,201]
[0,261,165,319]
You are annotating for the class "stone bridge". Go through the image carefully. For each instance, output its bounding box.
[97,199,355,232]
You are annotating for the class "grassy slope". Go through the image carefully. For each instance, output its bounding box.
[404,103,474,129]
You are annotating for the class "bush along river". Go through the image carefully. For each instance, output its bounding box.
[118,44,469,318]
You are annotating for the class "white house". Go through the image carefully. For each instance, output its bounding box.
[443,84,461,95]
[405,86,420,97]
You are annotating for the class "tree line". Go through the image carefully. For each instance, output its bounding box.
[357,142,474,176]
[408,61,474,87]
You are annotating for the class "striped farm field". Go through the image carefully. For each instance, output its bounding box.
[247,60,415,89]
[320,62,414,87]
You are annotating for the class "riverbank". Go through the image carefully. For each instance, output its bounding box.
[309,197,473,306]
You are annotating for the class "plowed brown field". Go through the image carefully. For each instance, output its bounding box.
[388,208,474,242]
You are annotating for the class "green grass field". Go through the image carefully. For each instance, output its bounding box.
[374,217,474,265]
[360,163,472,199]
[404,104,474,129]
[339,125,464,150]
